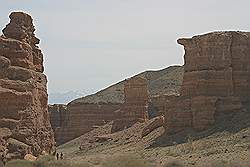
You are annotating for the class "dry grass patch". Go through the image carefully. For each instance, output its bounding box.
[102,154,154,167]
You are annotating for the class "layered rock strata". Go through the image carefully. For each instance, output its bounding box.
[151,95,178,116]
[165,31,250,132]
[55,103,121,145]
[49,104,67,131]
[0,12,54,158]
[112,77,149,132]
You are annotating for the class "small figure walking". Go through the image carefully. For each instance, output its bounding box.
[60,152,63,160]
[0,154,6,167]
[0,155,4,167]
[56,153,59,160]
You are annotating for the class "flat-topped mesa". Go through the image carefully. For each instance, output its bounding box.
[0,12,54,159]
[165,31,250,133]
[112,77,149,132]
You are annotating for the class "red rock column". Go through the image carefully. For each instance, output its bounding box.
[0,12,54,158]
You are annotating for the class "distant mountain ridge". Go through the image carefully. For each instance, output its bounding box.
[49,91,86,104]
[69,65,184,105]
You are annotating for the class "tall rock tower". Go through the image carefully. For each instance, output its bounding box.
[165,31,250,133]
[0,12,54,158]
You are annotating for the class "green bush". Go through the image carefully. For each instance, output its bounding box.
[102,155,154,167]
[6,159,34,167]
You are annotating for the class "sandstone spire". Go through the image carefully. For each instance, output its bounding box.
[0,12,54,158]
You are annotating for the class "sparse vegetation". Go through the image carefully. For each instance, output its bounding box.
[6,155,93,167]
[102,155,154,167]
[6,159,34,167]
[163,159,184,167]
[5,156,250,167]
[204,159,250,167]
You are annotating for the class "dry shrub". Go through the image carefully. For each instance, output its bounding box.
[205,160,250,167]
[6,159,34,167]
[102,154,154,167]
[162,159,184,167]
[5,156,93,167]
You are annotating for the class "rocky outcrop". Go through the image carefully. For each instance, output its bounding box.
[165,31,250,132]
[55,102,121,145]
[52,67,183,145]
[112,77,149,132]
[54,77,150,145]
[141,116,164,137]
[0,12,54,158]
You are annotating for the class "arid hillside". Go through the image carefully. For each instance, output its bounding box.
[69,65,184,105]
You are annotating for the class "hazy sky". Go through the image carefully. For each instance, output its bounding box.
[1,0,250,96]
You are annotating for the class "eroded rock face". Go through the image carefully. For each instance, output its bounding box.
[49,104,67,131]
[112,77,149,132]
[55,102,121,145]
[0,12,54,158]
[151,95,178,116]
[53,77,150,145]
[165,31,250,132]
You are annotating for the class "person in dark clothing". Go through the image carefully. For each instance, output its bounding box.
[1,153,6,166]
[0,153,6,167]
[56,153,59,160]
[0,161,3,167]
[60,152,63,160]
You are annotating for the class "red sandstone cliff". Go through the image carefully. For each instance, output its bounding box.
[165,31,250,133]
[51,67,183,145]
[55,103,120,145]
[0,12,54,158]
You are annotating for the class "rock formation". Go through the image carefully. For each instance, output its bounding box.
[112,77,149,132]
[0,12,54,158]
[55,102,121,145]
[165,31,250,132]
[151,95,178,116]
[141,115,164,137]
[49,66,182,144]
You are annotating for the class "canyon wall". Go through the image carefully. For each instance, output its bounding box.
[55,102,121,145]
[112,77,149,132]
[52,77,151,144]
[165,31,250,132]
[0,12,54,158]
[49,104,67,131]
[151,95,178,116]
